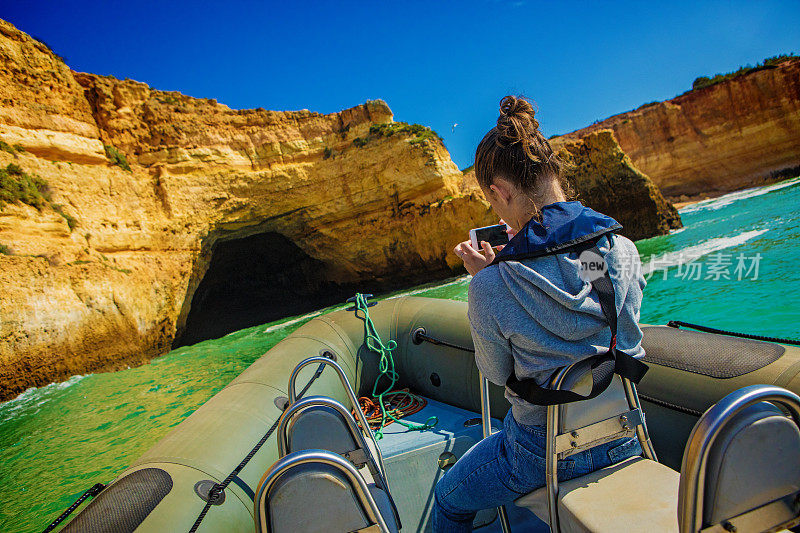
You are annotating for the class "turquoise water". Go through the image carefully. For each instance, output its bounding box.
[1,177,799,532]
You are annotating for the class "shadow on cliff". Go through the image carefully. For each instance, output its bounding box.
[173,232,452,348]
[174,233,349,347]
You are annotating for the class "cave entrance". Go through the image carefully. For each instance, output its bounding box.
[174,232,355,347]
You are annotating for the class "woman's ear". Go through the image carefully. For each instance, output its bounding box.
[489,178,514,206]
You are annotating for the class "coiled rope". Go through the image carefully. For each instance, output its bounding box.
[351,293,437,439]
[358,389,429,430]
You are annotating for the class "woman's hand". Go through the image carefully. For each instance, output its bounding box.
[496,219,517,251]
[454,240,496,276]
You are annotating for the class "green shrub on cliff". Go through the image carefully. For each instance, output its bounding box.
[352,122,443,149]
[0,140,24,155]
[0,163,51,209]
[52,203,78,231]
[0,243,10,255]
[369,122,443,145]
[104,144,131,172]
[691,53,798,91]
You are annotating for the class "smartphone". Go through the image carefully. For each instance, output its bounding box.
[469,223,510,250]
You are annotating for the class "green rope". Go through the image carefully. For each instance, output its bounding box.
[352,293,437,439]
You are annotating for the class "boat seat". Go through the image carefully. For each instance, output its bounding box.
[255,449,399,533]
[513,359,681,532]
[279,396,386,485]
[516,456,680,532]
[286,402,373,469]
[678,387,800,533]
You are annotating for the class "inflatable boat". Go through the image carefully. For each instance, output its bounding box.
[52,296,800,532]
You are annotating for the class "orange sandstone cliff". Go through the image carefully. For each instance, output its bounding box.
[557,58,800,200]
[0,20,498,399]
[0,19,676,400]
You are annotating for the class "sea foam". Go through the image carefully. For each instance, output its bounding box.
[642,229,768,272]
[680,176,800,214]
[0,374,89,419]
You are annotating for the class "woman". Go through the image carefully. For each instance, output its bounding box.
[432,96,645,532]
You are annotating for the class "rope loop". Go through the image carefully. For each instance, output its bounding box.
[352,293,437,439]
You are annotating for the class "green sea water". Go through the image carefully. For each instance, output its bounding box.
[1,177,799,532]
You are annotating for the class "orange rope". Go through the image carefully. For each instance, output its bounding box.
[355,388,429,431]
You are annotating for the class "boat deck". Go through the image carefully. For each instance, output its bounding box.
[377,396,548,532]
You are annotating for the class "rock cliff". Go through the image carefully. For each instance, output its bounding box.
[0,19,674,399]
[0,19,499,399]
[557,58,800,199]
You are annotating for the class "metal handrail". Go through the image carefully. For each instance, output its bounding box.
[479,374,513,533]
[287,356,387,480]
[678,385,800,533]
[544,366,656,532]
[622,377,658,461]
[254,449,391,533]
[276,395,389,490]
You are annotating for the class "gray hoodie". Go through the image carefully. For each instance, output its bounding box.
[468,233,646,426]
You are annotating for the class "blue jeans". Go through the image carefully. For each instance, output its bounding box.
[431,410,642,532]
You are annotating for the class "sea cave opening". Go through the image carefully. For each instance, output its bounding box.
[174,232,359,347]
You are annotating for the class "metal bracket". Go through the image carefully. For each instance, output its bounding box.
[556,409,643,459]
[343,448,369,469]
[346,294,377,311]
[194,480,226,505]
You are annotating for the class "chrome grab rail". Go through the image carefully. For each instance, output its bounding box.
[678,385,800,533]
[545,366,656,532]
[479,373,513,533]
[622,376,658,461]
[254,449,391,533]
[277,395,389,490]
[287,356,387,480]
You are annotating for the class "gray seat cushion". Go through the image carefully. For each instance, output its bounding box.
[287,405,360,457]
[698,402,800,527]
[266,463,398,533]
[515,457,680,533]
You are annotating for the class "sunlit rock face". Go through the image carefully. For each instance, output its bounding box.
[0,19,496,399]
[554,58,800,200]
[554,130,682,241]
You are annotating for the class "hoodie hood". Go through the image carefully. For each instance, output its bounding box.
[491,202,627,340]
[494,201,622,261]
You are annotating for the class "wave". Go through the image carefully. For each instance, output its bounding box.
[642,229,768,272]
[0,374,89,417]
[262,309,328,333]
[680,176,800,214]
[385,275,470,300]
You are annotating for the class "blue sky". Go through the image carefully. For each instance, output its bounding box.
[3,1,799,168]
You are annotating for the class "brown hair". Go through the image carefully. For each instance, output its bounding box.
[474,95,569,203]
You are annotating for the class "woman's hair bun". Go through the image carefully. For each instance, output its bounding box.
[496,95,540,150]
[499,95,535,121]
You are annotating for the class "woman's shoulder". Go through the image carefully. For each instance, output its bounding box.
[468,264,507,303]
